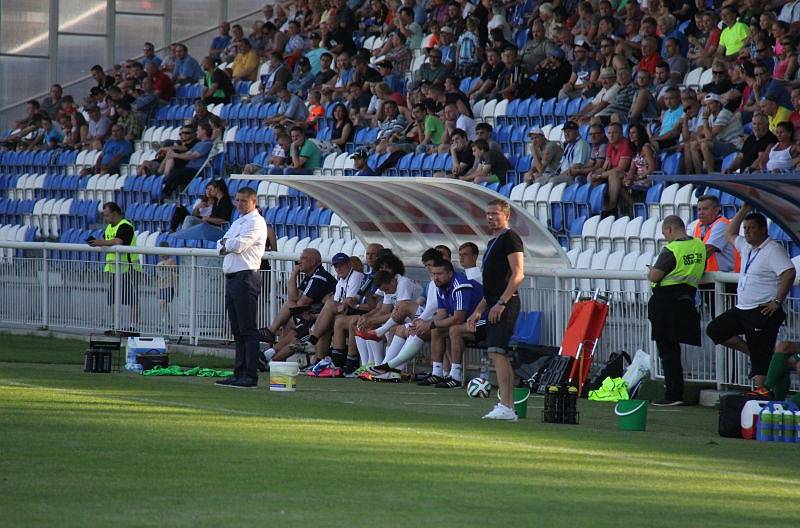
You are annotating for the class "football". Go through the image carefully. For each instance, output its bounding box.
[466,377,491,398]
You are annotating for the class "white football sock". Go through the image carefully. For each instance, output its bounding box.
[384,336,406,364]
[432,362,444,377]
[367,340,385,365]
[374,317,399,338]
[264,348,276,362]
[449,363,463,382]
[387,335,424,369]
[355,336,369,366]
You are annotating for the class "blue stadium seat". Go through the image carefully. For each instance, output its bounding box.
[635,182,664,218]
[527,98,543,127]
[662,153,682,175]
[541,98,556,126]
[497,99,518,127]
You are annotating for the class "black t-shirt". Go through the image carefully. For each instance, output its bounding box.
[313,69,337,87]
[298,264,337,303]
[326,28,357,55]
[702,78,741,112]
[482,229,523,303]
[358,67,382,85]
[211,197,233,222]
[210,68,235,98]
[740,131,777,171]
[116,223,135,246]
[482,150,511,184]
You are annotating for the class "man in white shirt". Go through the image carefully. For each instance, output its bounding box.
[215,187,268,389]
[706,204,796,386]
[299,252,364,370]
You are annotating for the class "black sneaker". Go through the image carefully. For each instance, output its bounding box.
[417,374,444,386]
[434,377,462,388]
[257,353,268,372]
[257,327,275,343]
[225,377,258,389]
[215,376,240,387]
[652,398,684,406]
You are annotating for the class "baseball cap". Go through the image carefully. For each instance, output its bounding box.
[352,148,368,159]
[528,126,544,136]
[331,252,349,265]
[703,93,722,103]
[441,26,453,33]
[563,120,579,131]
[548,47,566,60]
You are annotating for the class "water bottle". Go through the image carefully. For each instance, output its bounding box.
[566,386,579,424]
[479,352,490,381]
[756,408,774,442]
[782,411,795,443]
[774,410,786,443]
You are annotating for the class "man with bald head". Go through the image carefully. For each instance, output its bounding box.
[259,247,337,362]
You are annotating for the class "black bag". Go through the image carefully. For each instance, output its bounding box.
[718,393,767,438]
[585,351,631,395]
[136,354,169,371]
[512,345,558,372]
[535,356,574,395]
[521,355,554,391]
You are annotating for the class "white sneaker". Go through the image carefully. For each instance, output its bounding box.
[482,404,518,421]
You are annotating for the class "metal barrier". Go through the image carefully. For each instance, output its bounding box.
[0,240,796,389]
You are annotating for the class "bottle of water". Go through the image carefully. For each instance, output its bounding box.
[480,352,490,381]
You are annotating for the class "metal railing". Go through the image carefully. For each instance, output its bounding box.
[1,240,797,389]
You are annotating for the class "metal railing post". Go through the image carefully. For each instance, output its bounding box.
[713,278,726,390]
[189,255,197,345]
[269,260,278,322]
[554,273,565,338]
[41,248,49,329]
[113,252,121,331]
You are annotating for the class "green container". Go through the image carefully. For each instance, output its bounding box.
[614,399,649,431]
[514,387,531,419]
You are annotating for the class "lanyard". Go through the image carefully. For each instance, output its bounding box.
[339,268,354,299]
[744,247,761,274]
[483,228,509,266]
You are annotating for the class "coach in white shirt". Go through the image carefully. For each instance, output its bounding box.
[214,186,268,388]
[706,204,796,386]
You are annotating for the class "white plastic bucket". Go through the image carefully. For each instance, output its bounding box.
[269,361,299,392]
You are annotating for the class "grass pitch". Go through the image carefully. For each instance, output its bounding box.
[1,334,799,527]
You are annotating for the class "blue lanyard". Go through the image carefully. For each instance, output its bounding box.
[744,248,761,274]
[482,229,509,266]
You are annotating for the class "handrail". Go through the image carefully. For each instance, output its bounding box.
[0,7,263,116]
[0,240,749,283]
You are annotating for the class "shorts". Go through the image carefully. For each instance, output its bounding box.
[706,306,785,376]
[158,287,175,302]
[483,296,521,356]
[711,138,739,158]
[107,272,140,306]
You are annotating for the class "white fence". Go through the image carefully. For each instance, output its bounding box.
[1,241,796,389]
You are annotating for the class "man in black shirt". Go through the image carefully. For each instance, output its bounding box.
[201,56,234,104]
[260,248,337,362]
[467,200,524,421]
[724,113,776,173]
[437,128,474,178]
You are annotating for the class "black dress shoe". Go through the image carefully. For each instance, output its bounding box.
[227,377,258,389]
[215,376,240,386]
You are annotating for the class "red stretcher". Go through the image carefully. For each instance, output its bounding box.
[559,290,610,396]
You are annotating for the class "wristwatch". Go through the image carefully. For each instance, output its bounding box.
[497,299,506,306]
[773,298,784,304]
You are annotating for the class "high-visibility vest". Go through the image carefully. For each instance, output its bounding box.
[104,218,141,273]
[651,238,706,289]
[693,216,741,272]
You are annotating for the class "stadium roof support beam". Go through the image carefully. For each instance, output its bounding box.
[652,173,800,245]
[261,176,570,270]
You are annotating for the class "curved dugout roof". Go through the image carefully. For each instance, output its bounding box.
[261,176,570,270]
[652,173,800,245]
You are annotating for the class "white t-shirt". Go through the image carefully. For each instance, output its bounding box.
[464,266,482,284]
[734,236,793,310]
[333,268,365,302]
[456,114,476,141]
[417,281,439,321]
[382,274,423,305]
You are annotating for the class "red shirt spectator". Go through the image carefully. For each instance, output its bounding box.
[607,136,633,168]
[151,69,175,102]
[637,37,663,75]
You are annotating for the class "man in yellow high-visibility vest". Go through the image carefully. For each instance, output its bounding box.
[89,202,142,332]
[647,215,706,406]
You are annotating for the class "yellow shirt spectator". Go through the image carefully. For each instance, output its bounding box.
[768,105,793,132]
[231,48,260,82]
[719,21,748,56]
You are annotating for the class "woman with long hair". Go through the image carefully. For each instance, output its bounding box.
[622,124,658,212]
[330,103,354,151]
[764,121,799,172]
[176,179,234,240]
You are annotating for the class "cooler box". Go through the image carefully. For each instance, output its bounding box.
[126,337,167,366]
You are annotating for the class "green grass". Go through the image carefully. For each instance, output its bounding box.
[2,334,799,527]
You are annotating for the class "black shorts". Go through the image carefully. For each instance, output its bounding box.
[107,272,140,306]
[158,287,175,302]
[483,296,521,356]
[706,306,785,376]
